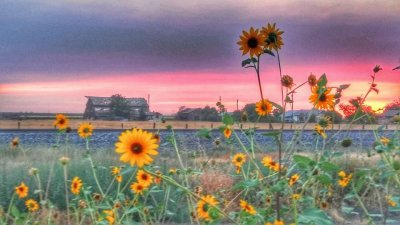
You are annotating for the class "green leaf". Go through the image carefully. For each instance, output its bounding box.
[317,74,328,88]
[339,84,350,90]
[125,207,140,214]
[222,114,234,125]
[197,128,212,139]
[263,49,275,57]
[316,174,332,185]
[11,206,21,218]
[262,131,281,137]
[298,208,334,225]
[293,155,314,167]
[319,161,340,173]
[233,179,260,190]
[241,58,257,67]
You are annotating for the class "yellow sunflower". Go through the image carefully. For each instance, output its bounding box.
[116,175,122,183]
[338,171,352,188]
[71,177,83,195]
[315,124,327,139]
[237,27,266,58]
[239,199,257,215]
[77,123,93,138]
[136,170,153,187]
[25,199,39,212]
[130,182,147,195]
[115,128,159,167]
[232,153,246,167]
[309,86,335,110]
[111,167,121,176]
[318,116,332,129]
[261,23,284,50]
[53,114,69,130]
[196,195,219,221]
[10,137,19,148]
[262,156,280,172]
[223,126,232,139]
[15,182,29,199]
[103,209,115,225]
[289,174,299,186]
[255,99,273,116]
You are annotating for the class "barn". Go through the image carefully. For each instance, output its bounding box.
[83,96,152,120]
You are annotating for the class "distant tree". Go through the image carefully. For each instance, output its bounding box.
[200,106,220,121]
[109,94,130,118]
[339,97,377,124]
[384,98,400,111]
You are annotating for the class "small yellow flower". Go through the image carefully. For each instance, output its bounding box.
[239,199,257,215]
[292,194,301,200]
[309,86,335,111]
[103,209,115,225]
[54,114,69,130]
[223,126,232,139]
[71,177,83,195]
[10,137,19,148]
[262,156,280,172]
[130,182,147,195]
[15,182,29,199]
[232,153,246,167]
[237,27,266,58]
[315,124,327,139]
[136,170,153,187]
[77,123,93,138]
[387,196,397,207]
[111,167,121,176]
[289,174,299,186]
[196,195,219,221]
[338,171,352,188]
[116,175,122,183]
[25,199,39,212]
[380,137,390,146]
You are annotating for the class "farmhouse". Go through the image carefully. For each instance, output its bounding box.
[284,110,324,122]
[83,96,152,120]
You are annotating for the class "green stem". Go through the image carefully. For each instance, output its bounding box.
[63,166,71,225]
[87,155,105,197]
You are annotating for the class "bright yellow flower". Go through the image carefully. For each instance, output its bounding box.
[25,199,39,212]
[262,156,280,172]
[380,137,390,146]
[116,175,122,183]
[386,196,397,207]
[103,209,115,225]
[115,129,159,167]
[237,27,266,58]
[338,172,352,188]
[130,182,147,195]
[136,170,153,187]
[10,137,19,148]
[53,114,69,130]
[196,195,219,221]
[111,167,121,176]
[239,199,257,215]
[77,123,93,138]
[232,153,246,167]
[15,182,29,199]
[309,86,335,110]
[289,174,299,186]
[261,23,284,50]
[223,126,232,139]
[315,124,327,139]
[71,177,83,195]
[292,194,301,200]
[255,99,273,116]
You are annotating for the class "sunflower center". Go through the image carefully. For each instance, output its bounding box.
[130,143,143,154]
[236,157,242,162]
[73,183,78,188]
[267,33,277,44]
[59,119,65,124]
[247,37,258,48]
[19,187,25,192]
[137,185,143,191]
[141,174,148,180]
[83,128,90,133]
[319,94,327,101]
[202,203,209,212]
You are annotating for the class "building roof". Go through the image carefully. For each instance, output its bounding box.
[85,96,148,107]
[285,109,323,117]
[382,109,400,118]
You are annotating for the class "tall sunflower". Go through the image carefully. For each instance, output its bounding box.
[25,199,40,212]
[71,177,83,195]
[262,156,280,172]
[255,99,273,116]
[130,182,147,195]
[15,182,29,199]
[53,114,69,130]
[223,126,232,139]
[314,124,327,139]
[232,153,246,167]
[237,27,266,58]
[115,129,159,167]
[289,174,300,186]
[136,170,153,187]
[309,86,335,110]
[239,199,257,215]
[261,23,284,50]
[78,123,93,138]
[196,195,219,221]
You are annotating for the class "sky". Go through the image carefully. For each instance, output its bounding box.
[0,0,399,114]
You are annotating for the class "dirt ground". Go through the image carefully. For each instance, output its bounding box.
[0,119,396,130]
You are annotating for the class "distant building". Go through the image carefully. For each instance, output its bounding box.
[284,110,324,123]
[378,109,400,124]
[176,108,202,121]
[83,96,152,120]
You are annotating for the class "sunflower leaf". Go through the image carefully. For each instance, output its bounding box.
[318,74,328,87]
[263,49,275,57]
[222,114,234,126]
[339,84,350,90]
[268,101,283,112]
[241,58,257,67]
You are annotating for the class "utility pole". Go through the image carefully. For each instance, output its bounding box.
[237,99,239,111]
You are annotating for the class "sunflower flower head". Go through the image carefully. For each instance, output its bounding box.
[262,156,280,172]
[380,137,390,146]
[25,199,39,212]
[116,175,122,183]
[239,199,257,215]
[53,114,69,130]
[71,177,83,195]
[59,156,70,166]
[281,75,294,89]
[196,195,219,221]
[309,86,335,110]
[292,194,301,201]
[237,27,266,58]
[103,210,115,225]
[223,126,232,139]
[78,123,93,138]
[130,182,147,195]
[261,23,284,50]
[386,196,397,207]
[318,116,332,129]
[315,124,327,139]
[338,171,352,188]
[115,128,159,167]
[111,167,121,176]
[15,182,29,199]
[289,174,300,186]
[136,170,153,187]
[10,137,19,148]
[232,153,246,167]
[255,99,273,116]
